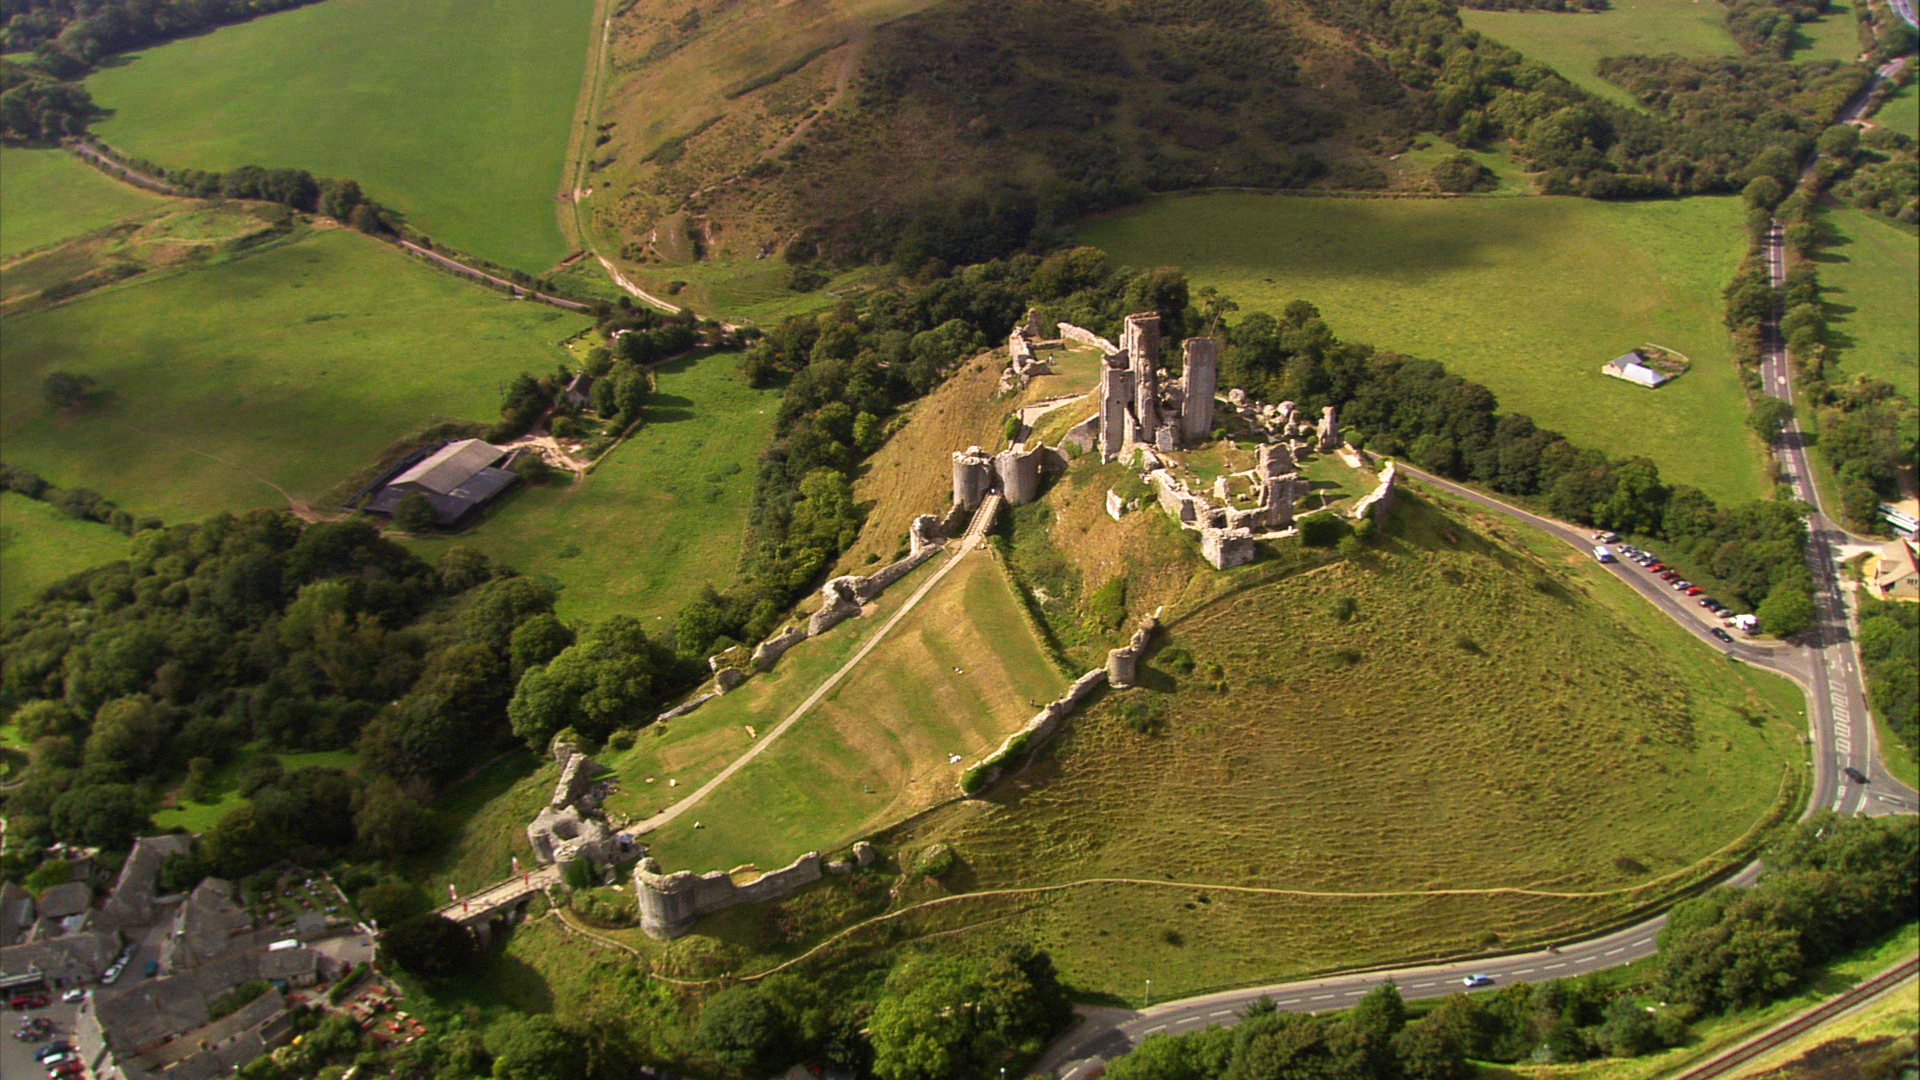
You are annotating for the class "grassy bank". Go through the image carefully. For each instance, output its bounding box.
[85,0,595,273]
[638,550,1066,872]
[403,351,776,627]
[0,148,170,258]
[0,492,132,614]
[1081,193,1766,505]
[1815,203,1919,391]
[0,228,587,522]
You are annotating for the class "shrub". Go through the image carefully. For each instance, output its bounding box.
[913,842,956,878]
[1299,514,1347,547]
[1330,596,1357,622]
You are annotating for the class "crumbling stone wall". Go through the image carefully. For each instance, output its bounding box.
[751,625,809,671]
[1058,322,1119,353]
[1351,461,1399,524]
[1201,526,1255,569]
[963,667,1109,793]
[1105,611,1160,688]
[634,850,824,939]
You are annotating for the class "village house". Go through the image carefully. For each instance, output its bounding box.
[1601,351,1670,388]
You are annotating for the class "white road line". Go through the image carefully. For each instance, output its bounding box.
[1512,968,1535,975]
[1210,1010,1234,1019]
[1310,994,1337,1001]
[1604,947,1625,956]
[1145,1025,1166,1035]
[1543,963,1568,971]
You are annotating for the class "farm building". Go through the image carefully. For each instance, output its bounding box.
[1601,352,1669,388]
[366,438,518,526]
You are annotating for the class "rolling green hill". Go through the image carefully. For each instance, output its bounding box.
[85,0,594,273]
[0,148,171,258]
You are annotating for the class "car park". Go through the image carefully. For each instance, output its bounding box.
[1710,628,1734,642]
[1844,767,1868,783]
[1462,974,1495,987]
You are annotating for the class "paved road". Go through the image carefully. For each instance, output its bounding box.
[1887,0,1917,30]
[1757,221,1916,815]
[396,241,590,311]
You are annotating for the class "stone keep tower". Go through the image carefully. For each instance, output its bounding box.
[1180,337,1219,443]
[952,446,994,510]
[1122,312,1161,436]
[1097,355,1135,460]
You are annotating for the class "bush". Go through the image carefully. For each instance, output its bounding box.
[1299,514,1348,548]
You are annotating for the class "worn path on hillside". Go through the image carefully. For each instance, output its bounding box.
[627,495,1003,838]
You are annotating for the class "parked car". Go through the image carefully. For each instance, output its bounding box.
[1462,974,1496,987]
[40,1053,75,1067]
[1685,586,1704,596]
[100,963,123,985]
[1649,564,1668,574]
[144,959,158,978]
[8,993,48,1010]
[52,1061,85,1078]
[1710,628,1734,642]
[1593,531,1618,543]
[59,989,84,1004]
[35,1044,74,1061]
[1843,767,1868,783]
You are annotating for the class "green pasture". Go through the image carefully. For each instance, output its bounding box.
[1875,78,1920,139]
[893,492,1803,996]
[86,0,594,273]
[0,228,587,522]
[1081,193,1766,504]
[1461,0,1741,109]
[0,493,132,614]
[1791,0,1865,61]
[405,351,778,627]
[1816,204,1918,390]
[0,147,169,258]
[622,257,887,325]
[630,552,1065,873]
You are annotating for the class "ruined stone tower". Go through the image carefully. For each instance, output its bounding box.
[1180,337,1219,443]
[1317,406,1340,452]
[1098,355,1134,460]
[952,446,993,510]
[1123,312,1161,437]
[995,445,1044,505]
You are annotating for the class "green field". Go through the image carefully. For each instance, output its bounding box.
[1875,78,1920,139]
[403,351,777,627]
[0,493,131,613]
[636,551,1066,872]
[1082,193,1766,504]
[1791,0,1865,61]
[1817,204,1919,390]
[0,228,587,522]
[86,0,595,273]
[881,489,1804,997]
[1461,0,1741,108]
[0,148,170,258]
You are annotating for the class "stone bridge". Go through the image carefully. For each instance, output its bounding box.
[431,865,559,945]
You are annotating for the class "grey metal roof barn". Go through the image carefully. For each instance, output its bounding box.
[366,438,518,526]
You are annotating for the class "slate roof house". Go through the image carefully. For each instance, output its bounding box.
[365,438,518,526]
[1601,351,1670,388]
[1875,538,1920,600]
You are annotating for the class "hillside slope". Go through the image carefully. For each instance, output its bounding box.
[583,0,1420,278]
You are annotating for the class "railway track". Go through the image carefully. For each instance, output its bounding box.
[1667,957,1919,1080]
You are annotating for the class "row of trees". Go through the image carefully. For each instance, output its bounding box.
[2,461,160,538]
[1855,592,1918,759]
[1721,0,1833,59]
[0,0,325,61]
[0,56,90,142]
[1656,812,1917,1012]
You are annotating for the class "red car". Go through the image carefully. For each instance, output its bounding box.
[1648,563,1667,573]
[8,993,48,1010]
[52,1062,86,1079]
[1685,586,1704,596]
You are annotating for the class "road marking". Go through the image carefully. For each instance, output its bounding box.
[1604,947,1625,956]
[1512,968,1535,975]
[1543,963,1568,971]
[1210,1010,1234,1019]
[1310,994,1337,1001]
[1145,1025,1166,1035]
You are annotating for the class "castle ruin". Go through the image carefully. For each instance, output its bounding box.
[634,850,824,940]
[527,739,620,875]
[1073,313,1222,461]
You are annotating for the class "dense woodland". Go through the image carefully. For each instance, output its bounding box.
[0,0,325,60]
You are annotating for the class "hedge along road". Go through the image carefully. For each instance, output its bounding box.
[1039,468,1917,1077]
[623,495,1004,840]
